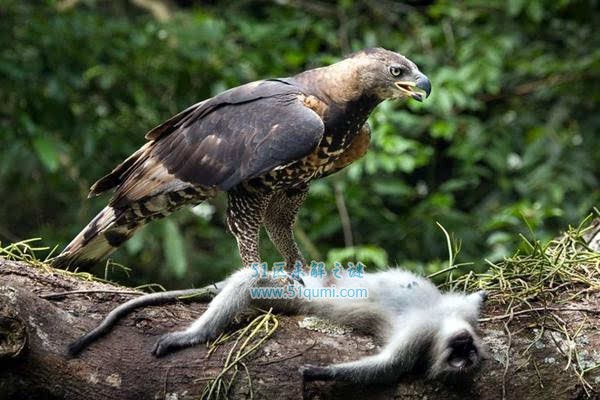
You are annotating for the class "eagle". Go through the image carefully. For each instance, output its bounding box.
[52,48,431,270]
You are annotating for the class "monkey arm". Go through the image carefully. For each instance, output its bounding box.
[301,317,433,384]
[302,352,395,383]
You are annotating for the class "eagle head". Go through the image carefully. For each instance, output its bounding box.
[347,47,431,102]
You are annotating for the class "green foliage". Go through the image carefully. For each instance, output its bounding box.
[0,1,598,287]
[326,245,389,269]
[161,220,187,279]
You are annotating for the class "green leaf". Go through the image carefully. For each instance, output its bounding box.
[32,137,60,172]
[507,0,524,16]
[327,245,389,268]
[431,120,455,140]
[125,228,145,255]
[162,220,187,279]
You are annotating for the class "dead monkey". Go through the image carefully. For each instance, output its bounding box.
[68,267,487,384]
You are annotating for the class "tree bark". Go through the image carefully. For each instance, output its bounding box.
[0,257,598,400]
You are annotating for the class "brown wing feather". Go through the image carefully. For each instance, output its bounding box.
[145,100,207,141]
[148,90,325,191]
[94,78,324,208]
[111,156,186,205]
[89,143,152,197]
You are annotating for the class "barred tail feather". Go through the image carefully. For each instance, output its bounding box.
[53,184,211,269]
[52,206,138,269]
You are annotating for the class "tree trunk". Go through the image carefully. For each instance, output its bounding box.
[0,255,598,400]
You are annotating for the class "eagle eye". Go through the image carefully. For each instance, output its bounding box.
[389,65,404,77]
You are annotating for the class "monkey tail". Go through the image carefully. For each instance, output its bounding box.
[67,286,222,356]
[51,206,140,269]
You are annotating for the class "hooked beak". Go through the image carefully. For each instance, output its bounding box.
[394,73,431,102]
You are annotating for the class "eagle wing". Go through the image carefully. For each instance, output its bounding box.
[91,79,325,206]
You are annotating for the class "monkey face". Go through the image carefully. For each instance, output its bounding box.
[445,329,481,371]
[428,319,484,378]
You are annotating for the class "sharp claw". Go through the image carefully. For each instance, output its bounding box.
[286,272,304,286]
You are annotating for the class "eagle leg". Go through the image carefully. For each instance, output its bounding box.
[226,188,272,266]
[263,186,308,270]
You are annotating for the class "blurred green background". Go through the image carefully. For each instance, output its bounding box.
[1,0,598,288]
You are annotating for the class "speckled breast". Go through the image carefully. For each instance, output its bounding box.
[258,136,349,188]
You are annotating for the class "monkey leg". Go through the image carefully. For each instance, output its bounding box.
[263,186,308,269]
[226,187,272,266]
[151,267,296,357]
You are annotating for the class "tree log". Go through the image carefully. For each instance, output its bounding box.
[0,257,598,400]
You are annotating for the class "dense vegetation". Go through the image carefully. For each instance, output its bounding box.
[1,0,598,287]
